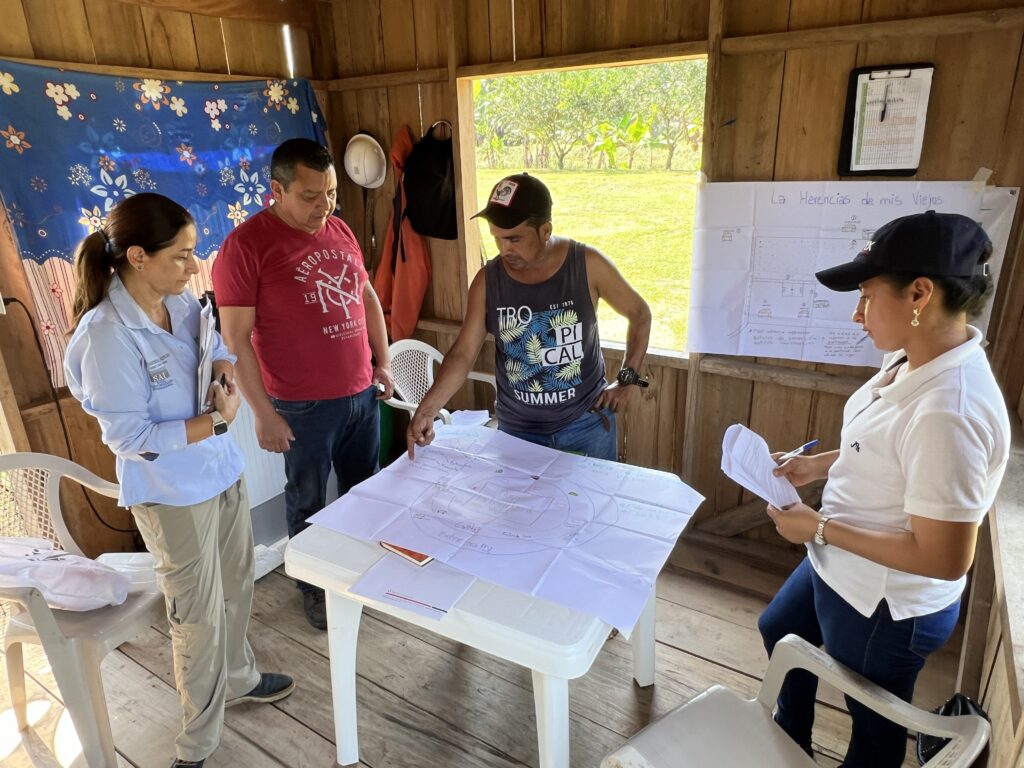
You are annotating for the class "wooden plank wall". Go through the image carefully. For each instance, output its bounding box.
[958,511,1024,768]
[692,0,1024,552]
[323,0,464,326]
[0,0,313,554]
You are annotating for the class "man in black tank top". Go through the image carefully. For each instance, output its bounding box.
[406,173,651,461]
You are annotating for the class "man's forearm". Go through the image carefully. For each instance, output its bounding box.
[621,310,652,371]
[231,341,274,417]
[365,305,391,367]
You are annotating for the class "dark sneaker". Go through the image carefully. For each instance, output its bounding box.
[226,673,295,707]
[303,588,327,630]
[170,760,204,767]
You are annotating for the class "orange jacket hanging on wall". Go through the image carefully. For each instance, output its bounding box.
[374,125,431,341]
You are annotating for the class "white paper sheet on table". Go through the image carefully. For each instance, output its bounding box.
[349,554,476,621]
[450,409,491,426]
[309,424,704,633]
[721,424,801,509]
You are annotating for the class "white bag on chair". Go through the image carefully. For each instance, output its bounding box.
[0,537,129,610]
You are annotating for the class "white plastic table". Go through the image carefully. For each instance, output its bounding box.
[285,525,656,768]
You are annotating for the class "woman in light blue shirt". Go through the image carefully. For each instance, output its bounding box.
[64,193,293,768]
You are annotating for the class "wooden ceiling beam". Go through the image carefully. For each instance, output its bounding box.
[321,67,449,92]
[722,7,1024,55]
[453,6,1024,82]
[108,0,322,29]
[456,40,708,80]
[0,54,273,82]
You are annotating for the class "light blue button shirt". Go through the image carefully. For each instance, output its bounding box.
[64,275,245,507]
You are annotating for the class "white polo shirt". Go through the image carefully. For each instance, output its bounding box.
[809,325,1010,620]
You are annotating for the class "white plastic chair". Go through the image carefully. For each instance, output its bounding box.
[0,452,165,768]
[601,634,989,768]
[385,338,497,425]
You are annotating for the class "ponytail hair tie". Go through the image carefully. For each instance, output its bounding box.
[98,229,113,257]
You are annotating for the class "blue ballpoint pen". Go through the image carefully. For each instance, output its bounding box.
[777,439,819,463]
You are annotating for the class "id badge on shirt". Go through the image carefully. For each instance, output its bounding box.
[146,354,174,390]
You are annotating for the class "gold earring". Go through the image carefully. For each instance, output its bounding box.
[911,307,921,327]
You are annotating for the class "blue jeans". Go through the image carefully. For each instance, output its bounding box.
[758,558,960,767]
[498,407,617,461]
[272,385,380,593]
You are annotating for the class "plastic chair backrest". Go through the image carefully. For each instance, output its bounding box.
[0,452,119,559]
[389,339,445,405]
[0,453,118,645]
[759,635,989,768]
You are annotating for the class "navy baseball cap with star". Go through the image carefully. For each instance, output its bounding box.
[472,173,553,229]
[815,210,993,292]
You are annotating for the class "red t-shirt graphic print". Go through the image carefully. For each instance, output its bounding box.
[213,209,373,400]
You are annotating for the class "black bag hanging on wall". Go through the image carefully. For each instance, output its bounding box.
[402,120,458,240]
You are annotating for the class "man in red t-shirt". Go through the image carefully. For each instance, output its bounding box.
[213,139,394,630]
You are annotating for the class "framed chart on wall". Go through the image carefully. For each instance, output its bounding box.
[838,63,935,176]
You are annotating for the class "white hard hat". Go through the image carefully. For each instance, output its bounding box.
[343,133,387,189]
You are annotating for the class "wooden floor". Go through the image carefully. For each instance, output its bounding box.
[1,565,959,768]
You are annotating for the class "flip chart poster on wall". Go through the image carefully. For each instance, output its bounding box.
[686,181,1018,367]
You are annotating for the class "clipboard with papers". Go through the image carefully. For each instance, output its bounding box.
[839,63,934,176]
[196,300,216,416]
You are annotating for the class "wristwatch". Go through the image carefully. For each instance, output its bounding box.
[814,516,830,546]
[210,410,229,436]
[616,366,650,388]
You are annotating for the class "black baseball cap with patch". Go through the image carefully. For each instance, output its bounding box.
[472,173,553,229]
[815,210,993,292]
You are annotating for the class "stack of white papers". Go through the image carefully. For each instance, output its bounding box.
[450,409,491,426]
[196,301,216,415]
[720,424,801,508]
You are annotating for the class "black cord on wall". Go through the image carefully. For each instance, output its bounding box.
[3,296,139,537]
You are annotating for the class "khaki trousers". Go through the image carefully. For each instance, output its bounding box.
[131,477,261,762]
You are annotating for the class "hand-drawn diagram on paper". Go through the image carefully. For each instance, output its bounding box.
[687,181,1018,366]
[308,425,704,632]
[416,469,612,555]
[736,233,870,363]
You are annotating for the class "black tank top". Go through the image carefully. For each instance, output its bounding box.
[484,240,606,434]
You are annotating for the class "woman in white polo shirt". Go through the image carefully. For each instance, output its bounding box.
[64,193,294,768]
[758,211,1011,768]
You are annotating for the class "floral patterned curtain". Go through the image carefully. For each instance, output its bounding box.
[0,59,327,385]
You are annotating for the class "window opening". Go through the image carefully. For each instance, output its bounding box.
[472,59,707,352]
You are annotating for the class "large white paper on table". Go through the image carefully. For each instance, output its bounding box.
[350,554,476,621]
[309,424,705,633]
[721,424,801,508]
[687,181,1018,366]
[195,300,216,415]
